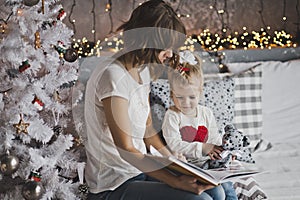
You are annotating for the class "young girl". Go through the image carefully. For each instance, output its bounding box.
[162,50,238,200]
[84,1,221,200]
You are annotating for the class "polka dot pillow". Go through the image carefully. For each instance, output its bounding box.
[201,76,235,134]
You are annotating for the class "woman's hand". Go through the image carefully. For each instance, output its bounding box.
[202,143,223,160]
[173,152,187,162]
[173,175,215,195]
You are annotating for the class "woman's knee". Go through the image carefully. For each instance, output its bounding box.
[120,181,213,200]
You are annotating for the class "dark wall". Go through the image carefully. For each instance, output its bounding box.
[60,0,299,41]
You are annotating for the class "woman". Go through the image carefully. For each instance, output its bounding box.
[84,1,221,199]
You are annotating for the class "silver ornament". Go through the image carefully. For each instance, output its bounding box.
[63,48,78,62]
[22,181,44,200]
[23,0,40,7]
[0,153,20,175]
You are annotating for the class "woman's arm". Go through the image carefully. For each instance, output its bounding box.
[102,96,213,194]
[143,111,173,157]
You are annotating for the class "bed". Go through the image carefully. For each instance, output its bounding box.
[78,47,300,199]
[150,47,300,200]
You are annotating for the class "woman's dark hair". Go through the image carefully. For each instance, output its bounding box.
[116,0,186,79]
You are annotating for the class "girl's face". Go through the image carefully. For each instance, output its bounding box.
[158,49,173,63]
[171,76,201,116]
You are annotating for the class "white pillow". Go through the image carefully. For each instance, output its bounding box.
[227,62,262,74]
[262,59,300,143]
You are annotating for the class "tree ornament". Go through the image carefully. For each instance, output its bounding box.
[32,96,44,111]
[22,171,44,200]
[53,91,61,102]
[60,80,76,89]
[47,125,62,145]
[0,87,12,105]
[7,68,19,78]
[19,60,31,73]
[73,135,83,147]
[57,8,66,21]
[0,23,7,34]
[0,152,20,176]
[77,163,88,196]
[41,21,55,30]
[53,125,62,135]
[54,41,67,55]
[41,0,45,14]
[23,0,40,7]
[13,114,30,134]
[34,31,41,49]
[64,48,78,62]
[78,183,88,194]
[0,22,10,41]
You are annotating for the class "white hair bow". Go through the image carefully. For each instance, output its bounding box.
[179,50,198,65]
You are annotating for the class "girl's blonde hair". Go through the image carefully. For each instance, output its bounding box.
[116,0,186,79]
[168,53,204,93]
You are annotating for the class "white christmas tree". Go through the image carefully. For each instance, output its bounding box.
[0,0,85,199]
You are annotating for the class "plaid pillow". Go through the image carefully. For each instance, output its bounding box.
[232,65,263,151]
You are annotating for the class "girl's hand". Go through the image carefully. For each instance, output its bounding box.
[173,175,215,195]
[203,143,223,160]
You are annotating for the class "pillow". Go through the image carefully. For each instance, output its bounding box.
[150,76,235,135]
[232,65,263,151]
[150,79,172,132]
[200,75,235,135]
[221,47,300,63]
[233,176,268,200]
[227,62,262,74]
[195,51,221,74]
[262,59,300,144]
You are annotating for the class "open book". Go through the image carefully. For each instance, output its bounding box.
[147,147,260,186]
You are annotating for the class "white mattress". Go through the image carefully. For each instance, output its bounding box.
[251,142,300,200]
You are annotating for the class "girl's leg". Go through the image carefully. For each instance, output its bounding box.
[204,185,226,200]
[221,182,238,200]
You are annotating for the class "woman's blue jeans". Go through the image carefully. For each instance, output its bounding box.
[87,174,226,200]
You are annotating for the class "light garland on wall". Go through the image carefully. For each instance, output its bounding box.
[47,0,298,58]
[295,0,300,44]
[68,0,76,35]
[258,0,267,31]
[211,0,229,37]
[92,0,96,42]
[283,0,287,30]
[70,27,295,59]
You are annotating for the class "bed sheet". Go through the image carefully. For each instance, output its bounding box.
[251,142,300,200]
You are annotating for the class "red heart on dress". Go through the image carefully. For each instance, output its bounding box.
[180,126,197,142]
[194,126,208,143]
[180,125,208,143]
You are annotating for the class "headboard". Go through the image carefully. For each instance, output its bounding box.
[198,47,300,74]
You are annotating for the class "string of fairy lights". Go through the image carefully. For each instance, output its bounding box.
[296,0,300,40]
[65,0,299,58]
[0,0,299,58]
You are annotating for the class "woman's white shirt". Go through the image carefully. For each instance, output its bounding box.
[84,61,150,193]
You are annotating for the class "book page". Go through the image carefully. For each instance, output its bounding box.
[147,146,260,185]
[206,167,260,183]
